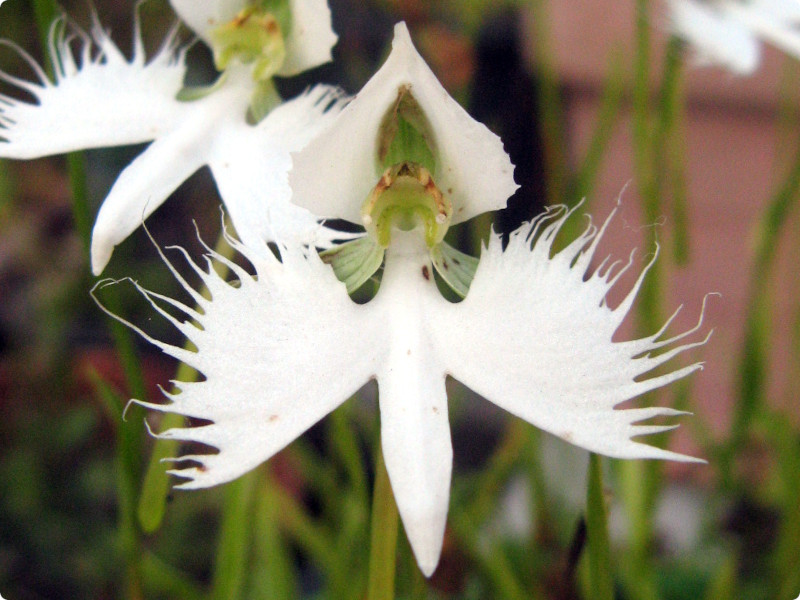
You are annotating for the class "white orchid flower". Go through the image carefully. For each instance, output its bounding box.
[0,0,343,275]
[668,0,800,74]
[100,23,710,576]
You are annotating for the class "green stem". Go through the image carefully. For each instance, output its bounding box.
[529,0,569,205]
[620,4,667,598]
[211,471,259,600]
[723,136,800,487]
[465,418,527,525]
[572,51,625,203]
[450,509,530,600]
[586,455,614,600]
[250,472,298,600]
[367,446,399,600]
[651,36,689,264]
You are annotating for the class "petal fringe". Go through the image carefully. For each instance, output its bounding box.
[0,9,187,158]
[435,203,710,462]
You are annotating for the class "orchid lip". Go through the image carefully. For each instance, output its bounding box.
[361,162,452,248]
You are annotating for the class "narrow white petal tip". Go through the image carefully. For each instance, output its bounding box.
[90,236,114,276]
[405,516,445,577]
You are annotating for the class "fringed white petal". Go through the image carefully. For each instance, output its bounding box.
[278,0,338,76]
[0,12,187,158]
[433,203,710,462]
[372,233,453,577]
[104,233,378,490]
[208,85,352,253]
[290,21,517,225]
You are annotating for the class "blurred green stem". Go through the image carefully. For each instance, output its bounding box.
[572,50,625,203]
[724,133,800,487]
[586,455,614,600]
[211,471,259,600]
[529,0,569,205]
[250,472,298,600]
[367,446,399,600]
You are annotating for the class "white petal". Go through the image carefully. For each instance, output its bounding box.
[668,0,760,74]
[277,0,338,76]
[169,0,243,40]
[0,13,186,158]
[290,21,517,225]
[108,235,378,489]
[90,67,255,275]
[90,122,208,275]
[433,204,709,462]
[208,85,349,252]
[373,234,453,577]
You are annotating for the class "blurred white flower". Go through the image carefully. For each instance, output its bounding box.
[0,0,342,274]
[668,0,800,74]
[104,23,710,577]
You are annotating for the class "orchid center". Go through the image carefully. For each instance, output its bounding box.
[361,162,452,249]
[210,2,291,82]
[321,85,478,297]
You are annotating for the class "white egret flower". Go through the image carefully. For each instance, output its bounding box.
[668,0,800,74]
[103,23,709,576]
[0,0,343,274]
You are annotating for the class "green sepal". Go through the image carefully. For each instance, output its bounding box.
[430,241,478,298]
[248,80,282,124]
[321,236,385,294]
[177,73,228,102]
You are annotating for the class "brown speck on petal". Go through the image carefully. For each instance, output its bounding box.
[269,414,279,422]
[422,265,430,280]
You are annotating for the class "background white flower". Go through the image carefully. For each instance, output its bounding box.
[0,1,342,274]
[668,0,800,74]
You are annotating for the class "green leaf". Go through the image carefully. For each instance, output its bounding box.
[430,241,478,298]
[367,447,399,600]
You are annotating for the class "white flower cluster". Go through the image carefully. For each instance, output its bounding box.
[0,0,711,576]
